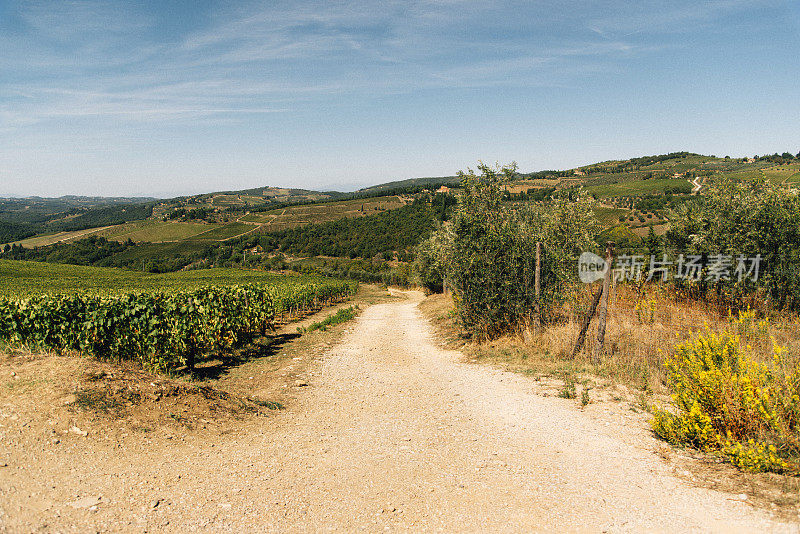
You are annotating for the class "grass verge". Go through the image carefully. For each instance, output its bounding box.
[298,305,360,334]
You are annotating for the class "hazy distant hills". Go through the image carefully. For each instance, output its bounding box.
[2,151,798,248]
[356,175,460,194]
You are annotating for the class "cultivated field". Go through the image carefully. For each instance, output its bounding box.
[239,195,407,231]
[7,195,410,250]
[584,177,692,197]
[10,226,116,248]
[0,258,334,297]
[101,220,212,242]
[761,162,800,184]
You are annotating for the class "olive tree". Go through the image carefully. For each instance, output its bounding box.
[667,177,800,309]
[422,162,598,340]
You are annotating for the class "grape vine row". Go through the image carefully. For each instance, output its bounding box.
[0,279,357,373]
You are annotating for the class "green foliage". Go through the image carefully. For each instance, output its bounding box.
[0,202,155,240]
[581,387,591,407]
[0,196,155,228]
[558,374,577,399]
[503,187,556,202]
[5,236,138,267]
[755,152,799,165]
[259,201,438,259]
[0,258,336,298]
[652,325,800,474]
[282,256,413,287]
[666,177,800,309]
[633,193,686,213]
[57,203,155,231]
[299,305,359,333]
[0,221,38,243]
[429,162,598,339]
[643,226,662,257]
[414,223,454,292]
[354,177,460,195]
[5,200,435,274]
[166,207,211,221]
[4,236,209,273]
[585,152,698,174]
[4,193,441,274]
[0,277,356,373]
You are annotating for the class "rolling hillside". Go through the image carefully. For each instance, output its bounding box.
[0,195,158,243]
[2,151,798,272]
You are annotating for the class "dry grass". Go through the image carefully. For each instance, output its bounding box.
[423,283,800,396]
[546,284,797,393]
[566,283,721,393]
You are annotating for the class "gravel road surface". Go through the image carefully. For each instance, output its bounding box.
[2,291,795,532]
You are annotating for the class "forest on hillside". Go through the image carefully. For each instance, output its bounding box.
[2,196,454,274]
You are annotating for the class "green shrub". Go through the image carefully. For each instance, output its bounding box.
[414,223,454,293]
[558,374,577,399]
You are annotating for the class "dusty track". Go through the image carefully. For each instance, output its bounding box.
[2,291,796,532]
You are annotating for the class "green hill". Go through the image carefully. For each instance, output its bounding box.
[3,150,798,275]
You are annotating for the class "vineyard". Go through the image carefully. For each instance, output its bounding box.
[0,260,357,372]
[0,258,346,297]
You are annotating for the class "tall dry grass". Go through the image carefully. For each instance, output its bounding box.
[515,281,800,394]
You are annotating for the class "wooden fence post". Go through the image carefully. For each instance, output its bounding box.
[534,242,541,322]
[572,285,603,358]
[593,242,615,364]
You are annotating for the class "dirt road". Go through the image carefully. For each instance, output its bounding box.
[2,292,796,532]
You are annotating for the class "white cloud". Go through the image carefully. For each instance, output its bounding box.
[0,0,780,134]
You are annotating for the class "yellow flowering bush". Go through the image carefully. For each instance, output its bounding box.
[729,307,769,341]
[652,329,800,474]
[723,440,789,473]
[635,298,657,325]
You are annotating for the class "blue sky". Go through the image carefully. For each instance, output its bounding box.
[0,0,798,197]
